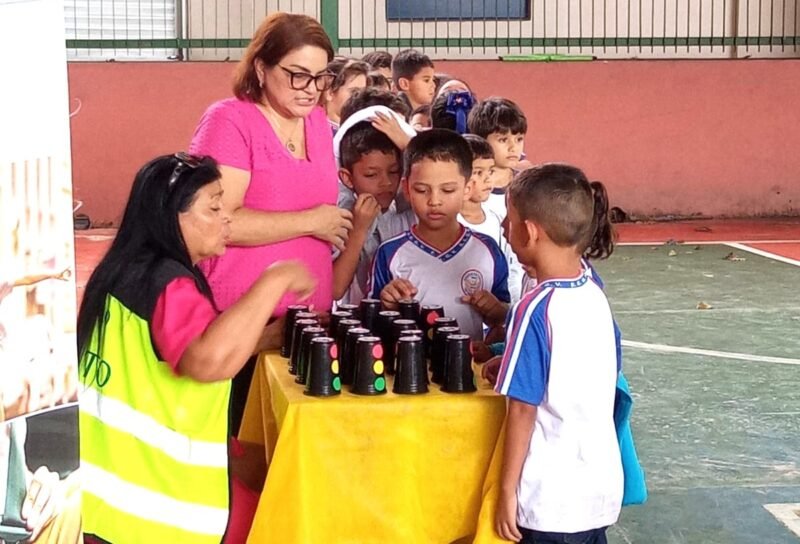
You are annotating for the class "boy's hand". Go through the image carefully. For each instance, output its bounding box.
[461,289,508,325]
[352,193,381,234]
[481,355,502,385]
[371,111,413,150]
[380,279,418,310]
[471,340,493,363]
[495,488,522,542]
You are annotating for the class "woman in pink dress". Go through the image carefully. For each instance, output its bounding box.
[190,12,352,431]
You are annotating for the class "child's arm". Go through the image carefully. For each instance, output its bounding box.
[496,399,537,542]
[462,290,508,326]
[332,194,381,300]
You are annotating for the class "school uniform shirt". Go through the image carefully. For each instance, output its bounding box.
[368,226,510,339]
[484,189,508,221]
[495,271,623,533]
[458,208,525,304]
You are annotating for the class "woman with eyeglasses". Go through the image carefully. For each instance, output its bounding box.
[77,153,316,544]
[189,12,351,433]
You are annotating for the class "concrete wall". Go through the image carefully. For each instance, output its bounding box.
[67,59,800,225]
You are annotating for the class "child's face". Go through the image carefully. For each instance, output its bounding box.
[342,151,401,212]
[486,131,525,169]
[404,158,467,230]
[410,112,431,132]
[326,74,367,121]
[502,197,533,266]
[402,67,436,106]
[466,157,495,203]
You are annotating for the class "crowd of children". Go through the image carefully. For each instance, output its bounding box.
[324,48,628,543]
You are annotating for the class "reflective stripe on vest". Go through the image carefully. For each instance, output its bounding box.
[80,294,230,543]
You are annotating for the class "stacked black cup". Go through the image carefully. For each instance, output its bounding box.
[304,337,341,397]
[441,334,476,393]
[289,315,319,375]
[358,298,382,333]
[295,326,326,385]
[282,304,309,357]
[431,325,461,384]
[393,336,428,394]
[351,336,387,395]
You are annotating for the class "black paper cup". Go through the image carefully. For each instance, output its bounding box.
[295,326,326,385]
[398,298,421,322]
[335,318,362,363]
[282,304,310,357]
[336,303,360,316]
[393,336,429,394]
[376,310,400,372]
[351,336,387,395]
[388,319,418,375]
[442,334,476,393]
[329,310,354,337]
[304,337,341,397]
[341,327,370,385]
[431,325,461,384]
[358,298,382,333]
[289,318,319,375]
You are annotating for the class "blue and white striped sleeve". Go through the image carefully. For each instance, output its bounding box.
[494,289,553,406]
[368,243,393,298]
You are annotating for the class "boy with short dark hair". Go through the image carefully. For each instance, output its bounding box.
[391,49,436,111]
[333,115,416,304]
[467,97,528,220]
[369,129,510,339]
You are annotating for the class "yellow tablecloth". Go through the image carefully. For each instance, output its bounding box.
[240,351,506,544]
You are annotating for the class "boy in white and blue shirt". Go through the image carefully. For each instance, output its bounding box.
[493,163,621,544]
[369,129,510,340]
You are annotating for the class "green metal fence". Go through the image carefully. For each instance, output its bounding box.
[65,0,800,60]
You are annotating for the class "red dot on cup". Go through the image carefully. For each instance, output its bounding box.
[426,312,439,325]
[329,344,338,360]
[372,344,384,359]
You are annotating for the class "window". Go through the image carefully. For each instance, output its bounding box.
[386,0,529,21]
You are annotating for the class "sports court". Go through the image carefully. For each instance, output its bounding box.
[596,219,800,544]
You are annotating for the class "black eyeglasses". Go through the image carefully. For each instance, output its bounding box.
[278,65,335,92]
[168,152,202,188]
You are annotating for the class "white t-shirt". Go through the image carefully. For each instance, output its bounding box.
[458,208,525,304]
[495,271,623,533]
[484,190,507,222]
[368,226,510,339]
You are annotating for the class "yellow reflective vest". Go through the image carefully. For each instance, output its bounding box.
[79,261,230,543]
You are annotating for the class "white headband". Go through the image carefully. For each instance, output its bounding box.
[333,105,417,168]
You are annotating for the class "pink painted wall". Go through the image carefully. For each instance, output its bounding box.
[68,59,800,225]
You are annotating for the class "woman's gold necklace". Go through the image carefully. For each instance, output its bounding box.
[260,104,301,153]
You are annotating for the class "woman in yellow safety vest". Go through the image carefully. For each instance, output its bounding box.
[77,153,315,543]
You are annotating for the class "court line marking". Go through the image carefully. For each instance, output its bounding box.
[615,307,800,315]
[619,240,800,246]
[725,242,800,268]
[621,340,800,366]
[763,503,800,538]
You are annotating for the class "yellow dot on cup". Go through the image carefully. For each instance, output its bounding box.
[373,360,384,375]
[331,360,339,374]
[427,329,434,340]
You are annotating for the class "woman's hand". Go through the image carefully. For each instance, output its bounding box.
[264,261,317,301]
[352,194,381,236]
[306,204,353,252]
[371,112,413,150]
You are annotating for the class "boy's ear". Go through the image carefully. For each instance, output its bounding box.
[401,177,410,200]
[524,220,540,248]
[338,168,355,189]
[397,77,411,92]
